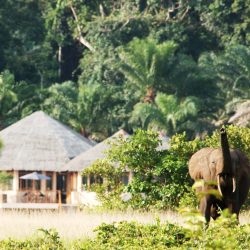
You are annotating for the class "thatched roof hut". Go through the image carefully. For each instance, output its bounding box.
[63,129,129,172]
[0,111,94,171]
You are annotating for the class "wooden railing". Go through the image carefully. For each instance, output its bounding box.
[17,190,58,203]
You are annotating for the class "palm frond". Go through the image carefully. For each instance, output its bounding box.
[129,102,162,130]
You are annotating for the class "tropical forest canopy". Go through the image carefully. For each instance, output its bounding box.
[0,0,249,140]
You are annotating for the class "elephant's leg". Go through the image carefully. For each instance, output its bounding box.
[200,196,211,224]
[226,200,240,221]
[232,176,250,221]
[224,193,240,221]
[238,175,250,209]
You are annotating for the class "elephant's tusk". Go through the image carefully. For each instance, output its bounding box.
[217,175,223,197]
[232,177,236,193]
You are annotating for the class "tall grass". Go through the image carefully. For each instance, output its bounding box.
[0,209,249,241]
[0,209,182,240]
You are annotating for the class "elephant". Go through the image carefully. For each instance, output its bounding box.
[188,128,250,223]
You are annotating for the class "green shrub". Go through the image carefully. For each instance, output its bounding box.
[178,188,198,209]
[71,220,189,250]
[0,228,64,250]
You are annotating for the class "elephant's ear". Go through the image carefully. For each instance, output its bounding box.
[188,147,215,180]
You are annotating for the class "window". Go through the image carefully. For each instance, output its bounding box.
[81,175,103,189]
[90,175,95,185]
[96,176,103,184]
[19,171,42,190]
[90,175,103,185]
[19,171,32,190]
[82,176,88,186]
[46,172,53,190]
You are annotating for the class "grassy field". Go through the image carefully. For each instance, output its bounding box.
[0,209,249,241]
[0,209,182,240]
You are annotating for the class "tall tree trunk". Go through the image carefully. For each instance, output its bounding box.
[70,5,94,52]
[143,86,155,103]
[58,46,62,80]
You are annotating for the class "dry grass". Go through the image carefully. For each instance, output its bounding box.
[0,209,249,241]
[0,209,182,240]
[239,210,250,224]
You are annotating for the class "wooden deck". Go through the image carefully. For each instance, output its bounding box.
[0,203,79,211]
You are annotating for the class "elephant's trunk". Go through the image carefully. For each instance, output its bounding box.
[217,128,236,195]
[220,128,233,174]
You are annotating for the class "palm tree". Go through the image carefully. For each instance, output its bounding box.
[119,38,177,103]
[156,93,199,134]
[129,92,200,136]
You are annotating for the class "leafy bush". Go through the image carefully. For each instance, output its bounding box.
[0,171,12,190]
[71,220,189,250]
[0,228,64,250]
[178,188,199,209]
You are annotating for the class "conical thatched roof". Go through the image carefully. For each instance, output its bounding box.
[0,111,95,171]
[63,129,129,172]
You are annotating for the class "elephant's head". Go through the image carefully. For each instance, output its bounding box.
[215,128,236,196]
[189,127,250,223]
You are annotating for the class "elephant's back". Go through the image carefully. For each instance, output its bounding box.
[188,147,217,180]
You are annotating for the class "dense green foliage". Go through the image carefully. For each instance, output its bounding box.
[83,125,250,209]
[0,1,249,139]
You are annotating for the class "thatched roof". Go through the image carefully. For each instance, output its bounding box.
[0,111,95,171]
[63,129,129,172]
[64,129,170,172]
